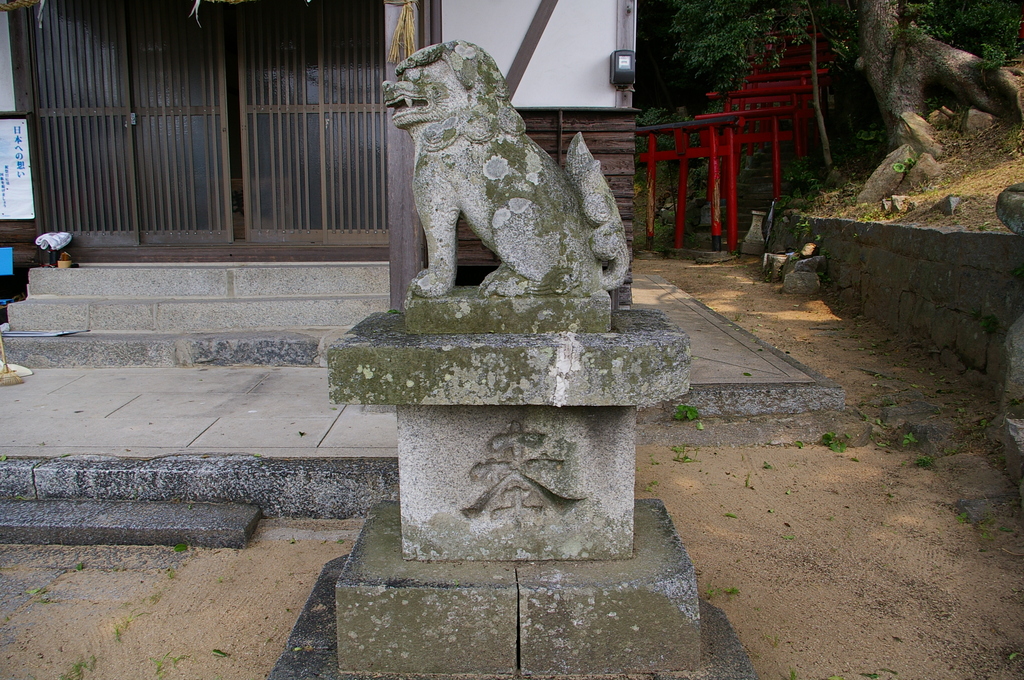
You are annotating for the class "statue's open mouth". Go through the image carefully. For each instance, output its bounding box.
[386,95,430,112]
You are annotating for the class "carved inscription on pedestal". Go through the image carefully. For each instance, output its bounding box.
[463,421,583,519]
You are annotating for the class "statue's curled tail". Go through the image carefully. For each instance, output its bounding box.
[565,133,630,292]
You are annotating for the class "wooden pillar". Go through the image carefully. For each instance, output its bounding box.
[385,1,423,310]
[644,132,656,251]
[708,126,721,252]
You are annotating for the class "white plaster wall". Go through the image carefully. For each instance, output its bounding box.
[442,0,622,108]
[0,10,15,112]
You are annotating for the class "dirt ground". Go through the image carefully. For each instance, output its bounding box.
[2,258,1023,680]
[634,257,1024,680]
[816,122,1022,233]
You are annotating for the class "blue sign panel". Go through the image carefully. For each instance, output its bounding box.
[0,247,12,276]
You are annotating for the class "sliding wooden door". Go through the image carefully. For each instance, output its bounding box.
[238,0,388,245]
[128,1,232,243]
[34,0,139,245]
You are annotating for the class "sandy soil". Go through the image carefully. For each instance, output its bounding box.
[816,122,1022,233]
[1,522,358,680]
[2,258,1023,680]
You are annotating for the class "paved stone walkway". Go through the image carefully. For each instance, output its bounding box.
[632,274,816,386]
[0,275,829,458]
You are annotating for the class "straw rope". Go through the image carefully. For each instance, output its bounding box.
[0,0,42,13]
[384,0,418,63]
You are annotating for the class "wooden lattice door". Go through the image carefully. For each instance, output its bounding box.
[238,0,388,245]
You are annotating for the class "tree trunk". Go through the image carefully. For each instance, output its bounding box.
[806,2,833,172]
[856,0,1024,147]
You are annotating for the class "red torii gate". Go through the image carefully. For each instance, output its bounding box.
[637,108,805,253]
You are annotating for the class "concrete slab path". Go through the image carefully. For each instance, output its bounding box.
[0,367,398,458]
[632,274,816,386]
[0,275,834,459]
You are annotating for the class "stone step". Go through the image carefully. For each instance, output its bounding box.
[0,499,261,549]
[1,455,399,520]
[26,262,390,298]
[3,329,340,367]
[8,294,388,332]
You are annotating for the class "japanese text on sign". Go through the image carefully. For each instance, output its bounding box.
[0,119,34,219]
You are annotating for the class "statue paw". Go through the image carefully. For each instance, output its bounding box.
[480,267,531,297]
[409,269,454,298]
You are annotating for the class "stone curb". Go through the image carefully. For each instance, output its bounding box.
[0,499,261,549]
[3,331,333,368]
[0,455,398,519]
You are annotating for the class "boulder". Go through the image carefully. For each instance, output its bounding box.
[933,194,961,216]
[825,167,846,188]
[1002,313,1024,410]
[902,420,956,457]
[792,255,826,273]
[1001,418,1024,483]
[782,270,820,295]
[857,143,914,204]
[880,400,940,427]
[890,195,911,212]
[962,108,998,135]
[927,108,956,129]
[896,152,944,193]
[763,253,788,282]
[898,112,943,159]
[996,183,1024,235]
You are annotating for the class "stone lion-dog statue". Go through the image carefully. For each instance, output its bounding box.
[383,40,629,299]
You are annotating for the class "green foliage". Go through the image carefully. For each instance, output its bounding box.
[915,455,935,468]
[674,404,700,421]
[667,0,857,95]
[59,657,96,680]
[891,156,917,174]
[782,157,823,198]
[919,0,1021,66]
[821,432,848,453]
[789,217,813,240]
[979,314,1000,334]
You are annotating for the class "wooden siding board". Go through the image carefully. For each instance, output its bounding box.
[457,110,636,271]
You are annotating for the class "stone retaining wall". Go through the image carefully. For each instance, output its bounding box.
[777,217,1024,387]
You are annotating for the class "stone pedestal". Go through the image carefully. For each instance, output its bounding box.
[326,304,706,676]
[329,308,690,563]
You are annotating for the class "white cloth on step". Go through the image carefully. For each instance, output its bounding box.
[35,232,72,251]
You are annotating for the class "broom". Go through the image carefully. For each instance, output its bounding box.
[0,331,23,386]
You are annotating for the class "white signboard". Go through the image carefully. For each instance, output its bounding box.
[0,119,34,219]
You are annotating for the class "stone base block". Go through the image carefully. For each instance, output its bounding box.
[404,287,611,334]
[397,405,635,561]
[336,502,518,675]
[332,500,712,678]
[517,498,700,674]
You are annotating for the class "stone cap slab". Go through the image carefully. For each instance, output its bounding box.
[404,288,611,334]
[328,309,690,407]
